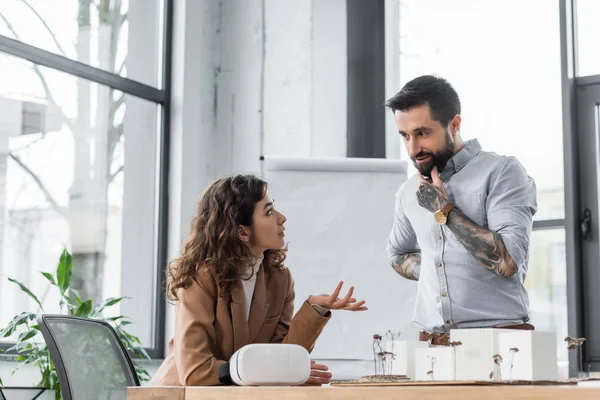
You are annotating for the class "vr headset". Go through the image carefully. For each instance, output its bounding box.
[219,344,311,386]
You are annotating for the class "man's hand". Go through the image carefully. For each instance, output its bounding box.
[417,166,450,213]
[307,281,368,311]
[303,361,332,386]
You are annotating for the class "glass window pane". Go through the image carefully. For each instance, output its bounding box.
[575,0,600,77]
[527,228,568,379]
[0,0,164,87]
[0,52,159,346]
[398,0,564,220]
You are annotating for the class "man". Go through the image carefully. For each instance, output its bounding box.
[386,75,537,345]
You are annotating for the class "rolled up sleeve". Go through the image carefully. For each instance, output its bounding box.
[486,157,537,272]
[387,188,420,262]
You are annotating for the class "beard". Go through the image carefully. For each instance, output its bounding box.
[411,131,455,178]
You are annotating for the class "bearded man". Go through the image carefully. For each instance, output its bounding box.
[385,75,538,345]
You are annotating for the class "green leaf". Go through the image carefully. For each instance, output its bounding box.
[14,312,36,325]
[92,296,129,316]
[59,295,78,315]
[15,355,27,361]
[17,329,38,342]
[40,364,51,388]
[69,288,83,305]
[134,362,151,382]
[0,312,36,337]
[75,299,92,317]
[0,324,16,338]
[40,272,57,286]
[105,315,126,322]
[7,278,44,311]
[4,344,18,352]
[132,345,150,360]
[56,248,72,295]
[0,376,3,387]
[61,295,75,307]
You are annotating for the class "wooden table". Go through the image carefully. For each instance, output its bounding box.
[128,384,600,400]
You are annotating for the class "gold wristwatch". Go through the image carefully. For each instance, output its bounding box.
[434,203,456,225]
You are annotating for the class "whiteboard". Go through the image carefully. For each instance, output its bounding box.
[263,156,418,360]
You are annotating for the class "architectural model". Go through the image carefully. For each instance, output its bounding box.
[380,328,561,382]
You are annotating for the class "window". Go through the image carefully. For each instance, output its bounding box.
[0,0,164,87]
[574,0,600,77]
[527,229,568,378]
[0,0,171,357]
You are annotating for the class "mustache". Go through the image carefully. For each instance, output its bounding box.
[412,151,434,159]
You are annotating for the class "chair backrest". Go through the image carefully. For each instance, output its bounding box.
[36,314,140,400]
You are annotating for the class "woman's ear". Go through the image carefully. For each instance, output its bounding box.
[238,225,251,243]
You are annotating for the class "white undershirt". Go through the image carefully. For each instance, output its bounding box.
[241,256,263,320]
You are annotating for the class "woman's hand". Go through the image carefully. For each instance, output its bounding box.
[307,281,368,311]
[304,361,332,386]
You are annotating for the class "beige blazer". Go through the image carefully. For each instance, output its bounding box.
[149,263,331,386]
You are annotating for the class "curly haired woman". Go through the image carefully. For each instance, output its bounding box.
[149,174,367,386]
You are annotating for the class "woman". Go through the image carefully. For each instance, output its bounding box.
[150,174,367,386]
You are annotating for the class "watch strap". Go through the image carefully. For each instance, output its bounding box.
[441,202,456,215]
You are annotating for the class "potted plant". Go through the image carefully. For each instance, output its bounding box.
[0,248,150,399]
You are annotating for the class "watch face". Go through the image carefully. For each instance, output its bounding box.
[434,211,447,224]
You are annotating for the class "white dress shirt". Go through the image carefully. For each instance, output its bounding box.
[241,256,263,320]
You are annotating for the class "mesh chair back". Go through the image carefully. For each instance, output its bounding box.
[36,315,140,400]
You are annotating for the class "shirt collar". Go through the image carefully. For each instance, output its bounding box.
[440,139,482,181]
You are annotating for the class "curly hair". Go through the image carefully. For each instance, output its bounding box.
[166,174,287,302]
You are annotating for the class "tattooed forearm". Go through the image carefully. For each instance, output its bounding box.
[391,252,421,281]
[446,209,517,278]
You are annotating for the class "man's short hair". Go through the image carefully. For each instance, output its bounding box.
[385,75,461,127]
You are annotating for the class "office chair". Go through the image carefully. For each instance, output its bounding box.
[0,387,50,400]
[36,315,140,400]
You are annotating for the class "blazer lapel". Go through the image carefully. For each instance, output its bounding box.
[229,281,249,351]
[248,264,269,343]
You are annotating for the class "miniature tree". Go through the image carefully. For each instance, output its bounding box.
[508,347,519,380]
[384,330,402,374]
[565,336,586,378]
[492,354,503,381]
[449,341,462,380]
[372,331,402,376]
[426,356,437,380]
[373,334,383,375]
